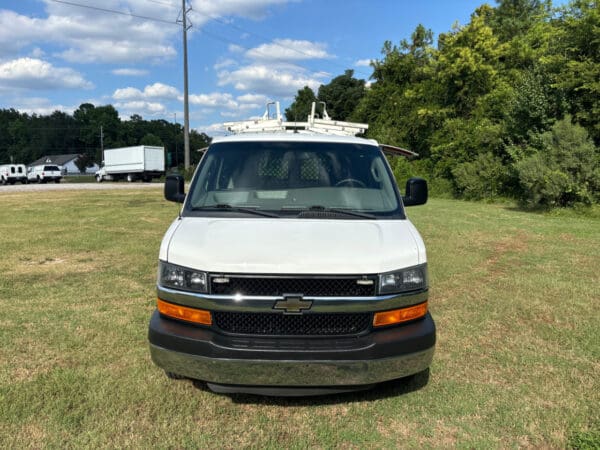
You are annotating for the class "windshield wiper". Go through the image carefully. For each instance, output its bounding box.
[292,205,376,219]
[192,204,280,218]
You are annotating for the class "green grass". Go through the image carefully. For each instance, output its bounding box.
[0,190,598,448]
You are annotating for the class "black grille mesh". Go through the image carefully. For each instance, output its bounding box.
[210,276,376,297]
[214,312,372,335]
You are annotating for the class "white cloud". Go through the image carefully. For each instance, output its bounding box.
[214,59,237,70]
[115,100,167,119]
[113,82,180,101]
[355,59,372,67]
[0,58,93,90]
[218,64,325,97]
[191,0,292,22]
[236,93,270,111]
[30,47,45,58]
[188,92,237,109]
[195,122,228,136]
[0,1,299,65]
[228,44,246,54]
[11,97,75,116]
[246,39,331,62]
[112,68,149,76]
[0,7,177,63]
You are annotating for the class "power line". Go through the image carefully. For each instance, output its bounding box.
[49,0,179,26]
[48,0,370,114]
[51,0,370,79]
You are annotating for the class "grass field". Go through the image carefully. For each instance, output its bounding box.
[0,188,598,448]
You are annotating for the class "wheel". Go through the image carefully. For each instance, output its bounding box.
[55,179,60,184]
[96,175,103,183]
[126,173,135,182]
[22,179,28,184]
[1,178,6,185]
[335,178,366,188]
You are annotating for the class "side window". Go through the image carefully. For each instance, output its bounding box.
[11,167,15,174]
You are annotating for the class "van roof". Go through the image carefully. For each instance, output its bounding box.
[211,133,379,146]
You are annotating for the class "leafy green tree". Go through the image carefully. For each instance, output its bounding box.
[317,70,366,121]
[353,24,440,156]
[437,6,502,116]
[489,0,551,42]
[552,0,600,143]
[74,154,93,173]
[140,133,164,146]
[285,86,317,121]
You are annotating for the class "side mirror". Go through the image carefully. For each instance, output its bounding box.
[165,174,186,203]
[403,177,428,206]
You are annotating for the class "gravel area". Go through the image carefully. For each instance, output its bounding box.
[0,182,164,193]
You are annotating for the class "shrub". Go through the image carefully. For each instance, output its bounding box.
[451,152,507,200]
[515,117,600,207]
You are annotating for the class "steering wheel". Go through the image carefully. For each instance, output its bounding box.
[335,178,366,188]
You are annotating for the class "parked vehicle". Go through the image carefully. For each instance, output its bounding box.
[95,146,165,182]
[0,164,28,185]
[148,103,435,396]
[27,165,62,183]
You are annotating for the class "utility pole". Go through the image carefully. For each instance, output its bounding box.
[180,0,191,170]
[173,113,178,167]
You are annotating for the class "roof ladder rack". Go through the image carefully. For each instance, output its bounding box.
[223,101,369,137]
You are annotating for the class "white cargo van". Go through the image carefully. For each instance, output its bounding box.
[27,165,62,183]
[0,164,28,185]
[148,103,435,395]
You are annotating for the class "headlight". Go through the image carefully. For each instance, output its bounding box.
[158,261,207,293]
[379,264,428,294]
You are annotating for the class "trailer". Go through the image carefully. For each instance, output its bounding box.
[95,146,165,182]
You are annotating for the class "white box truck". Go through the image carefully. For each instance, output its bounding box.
[95,146,165,182]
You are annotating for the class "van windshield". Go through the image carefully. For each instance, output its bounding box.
[185,141,403,219]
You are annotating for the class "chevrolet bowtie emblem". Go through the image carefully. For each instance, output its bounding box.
[273,295,312,314]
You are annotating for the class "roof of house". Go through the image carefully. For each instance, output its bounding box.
[29,154,81,167]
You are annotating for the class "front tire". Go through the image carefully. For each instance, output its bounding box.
[126,173,135,183]
[96,175,103,183]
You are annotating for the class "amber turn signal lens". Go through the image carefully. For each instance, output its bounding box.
[157,298,212,326]
[373,302,428,327]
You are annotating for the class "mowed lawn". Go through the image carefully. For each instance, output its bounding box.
[0,188,598,448]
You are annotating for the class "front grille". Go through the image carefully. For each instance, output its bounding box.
[210,276,377,297]
[214,311,372,336]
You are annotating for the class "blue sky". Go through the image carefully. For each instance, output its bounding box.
[0,0,526,135]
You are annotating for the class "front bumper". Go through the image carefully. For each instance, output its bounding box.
[148,310,435,387]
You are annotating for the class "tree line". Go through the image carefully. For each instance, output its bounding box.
[287,0,599,207]
[0,103,210,171]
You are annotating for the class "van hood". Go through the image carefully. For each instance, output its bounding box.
[163,217,424,275]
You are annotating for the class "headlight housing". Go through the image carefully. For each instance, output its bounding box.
[158,261,207,293]
[379,264,428,295]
